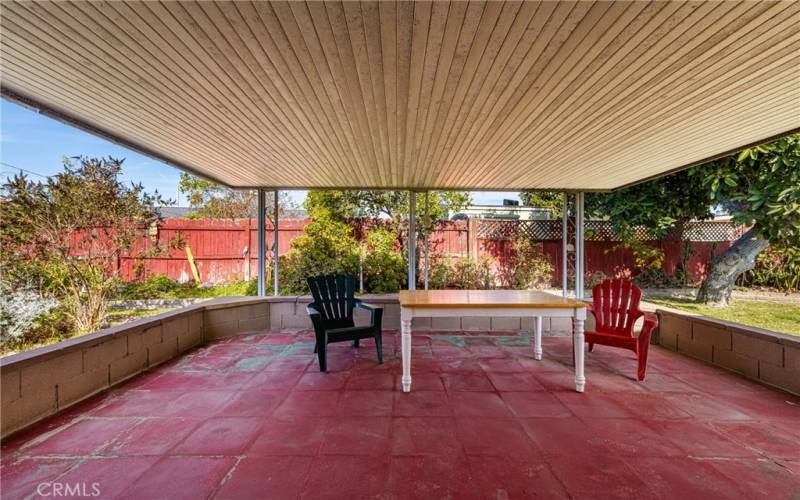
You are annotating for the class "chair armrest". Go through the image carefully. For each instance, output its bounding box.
[638,312,658,344]
[306,304,325,336]
[355,301,383,330]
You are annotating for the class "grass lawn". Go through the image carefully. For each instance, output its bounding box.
[646,298,800,336]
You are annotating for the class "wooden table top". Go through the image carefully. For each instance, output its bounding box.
[399,290,587,309]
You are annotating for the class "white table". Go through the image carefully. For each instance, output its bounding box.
[399,290,588,393]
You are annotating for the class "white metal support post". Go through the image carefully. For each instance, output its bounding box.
[574,190,586,392]
[257,189,266,297]
[408,191,416,290]
[273,190,279,296]
[423,191,430,290]
[562,192,569,298]
[575,192,585,300]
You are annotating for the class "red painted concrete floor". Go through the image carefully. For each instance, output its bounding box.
[3,330,800,499]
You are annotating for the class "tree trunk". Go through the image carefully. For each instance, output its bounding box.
[697,227,768,306]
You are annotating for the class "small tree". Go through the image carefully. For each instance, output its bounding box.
[519,191,564,218]
[1,157,167,333]
[697,136,800,304]
[178,173,293,220]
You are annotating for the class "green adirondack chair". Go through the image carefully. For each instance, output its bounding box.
[306,274,383,372]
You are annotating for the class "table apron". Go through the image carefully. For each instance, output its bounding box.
[400,306,586,320]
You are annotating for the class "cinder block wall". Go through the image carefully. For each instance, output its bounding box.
[657,309,800,396]
[1,297,270,438]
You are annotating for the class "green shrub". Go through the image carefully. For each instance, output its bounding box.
[0,305,74,355]
[450,256,497,289]
[119,274,183,299]
[279,215,360,294]
[738,244,800,291]
[427,255,453,289]
[362,229,406,293]
[507,239,554,289]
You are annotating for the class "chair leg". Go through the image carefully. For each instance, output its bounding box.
[352,339,360,348]
[636,340,650,381]
[317,339,328,372]
[588,343,594,352]
[375,332,383,364]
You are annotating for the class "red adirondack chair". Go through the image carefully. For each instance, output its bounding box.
[585,278,658,381]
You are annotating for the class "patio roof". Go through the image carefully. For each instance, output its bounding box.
[1,1,798,191]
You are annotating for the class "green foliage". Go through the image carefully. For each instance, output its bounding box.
[279,212,361,294]
[586,170,714,241]
[179,173,255,219]
[178,173,292,220]
[737,244,800,292]
[703,135,800,246]
[518,192,564,218]
[0,306,75,355]
[449,256,498,289]
[427,255,453,290]
[1,157,167,333]
[305,190,470,231]
[119,274,183,299]
[362,229,407,293]
[116,275,258,300]
[506,239,554,289]
[287,190,471,293]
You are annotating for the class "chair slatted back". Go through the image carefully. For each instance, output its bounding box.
[592,278,643,337]
[307,274,356,329]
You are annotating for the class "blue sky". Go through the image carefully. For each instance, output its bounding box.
[1,99,516,206]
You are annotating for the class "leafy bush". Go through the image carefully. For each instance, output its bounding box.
[427,255,453,290]
[279,215,360,294]
[506,239,554,289]
[449,256,497,289]
[119,275,258,299]
[0,285,60,352]
[362,229,406,293]
[586,271,610,289]
[119,274,182,299]
[737,244,800,291]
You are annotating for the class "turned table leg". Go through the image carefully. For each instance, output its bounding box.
[401,310,412,392]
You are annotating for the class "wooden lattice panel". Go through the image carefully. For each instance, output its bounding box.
[476,219,743,242]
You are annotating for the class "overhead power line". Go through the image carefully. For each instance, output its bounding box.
[0,161,48,178]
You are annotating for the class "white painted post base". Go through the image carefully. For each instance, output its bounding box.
[534,316,543,360]
[401,316,412,392]
[573,317,586,392]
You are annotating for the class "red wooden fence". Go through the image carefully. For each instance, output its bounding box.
[119,218,737,286]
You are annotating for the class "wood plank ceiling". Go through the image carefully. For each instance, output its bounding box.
[1,1,798,191]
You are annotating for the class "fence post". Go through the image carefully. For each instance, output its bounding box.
[468,218,479,260]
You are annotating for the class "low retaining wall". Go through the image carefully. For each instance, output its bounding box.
[0,297,270,438]
[656,309,800,396]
